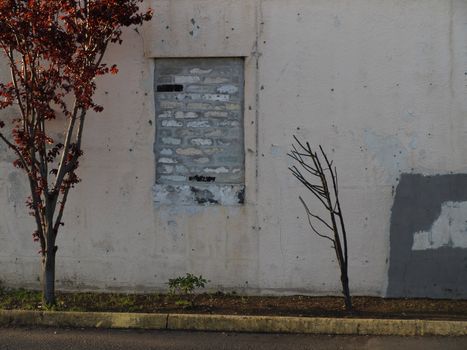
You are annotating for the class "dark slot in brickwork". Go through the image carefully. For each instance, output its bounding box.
[189,175,216,183]
[157,84,183,92]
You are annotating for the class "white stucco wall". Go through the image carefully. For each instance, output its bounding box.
[1,0,467,297]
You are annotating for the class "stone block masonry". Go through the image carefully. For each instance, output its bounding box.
[154,58,245,206]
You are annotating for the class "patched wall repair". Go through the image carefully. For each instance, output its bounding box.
[153,58,245,205]
[387,174,467,298]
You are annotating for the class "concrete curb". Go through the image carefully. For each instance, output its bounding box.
[0,310,167,329]
[1,310,466,336]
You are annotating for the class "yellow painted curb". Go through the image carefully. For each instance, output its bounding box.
[1,310,466,336]
[168,314,467,336]
[0,310,168,329]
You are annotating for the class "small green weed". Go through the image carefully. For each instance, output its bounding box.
[0,287,41,310]
[174,300,192,307]
[167,273,209,307]
[168,273,208,295]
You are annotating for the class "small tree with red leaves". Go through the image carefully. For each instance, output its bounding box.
[0,1,151,305]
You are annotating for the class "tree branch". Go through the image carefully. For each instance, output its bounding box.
[53,185,70,236]
[3,48,27,123]
[0,132,29,171]
[53,102,79,192]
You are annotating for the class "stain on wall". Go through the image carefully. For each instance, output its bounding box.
[387,174,467,298]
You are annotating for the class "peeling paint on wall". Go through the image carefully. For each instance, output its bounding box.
[363,129,409,181]
[189,18,201,38]
[387,174,467,298]
[412,201,467,250]
[153,184,245,206]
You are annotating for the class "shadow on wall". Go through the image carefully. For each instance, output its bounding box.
[387,174,467,299]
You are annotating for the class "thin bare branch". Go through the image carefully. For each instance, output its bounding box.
[299,196,334,231]
[300,199,335,243]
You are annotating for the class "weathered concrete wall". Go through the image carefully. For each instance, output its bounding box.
[1,0,467,298]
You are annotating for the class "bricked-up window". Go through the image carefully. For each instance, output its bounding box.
[153,58,245,205]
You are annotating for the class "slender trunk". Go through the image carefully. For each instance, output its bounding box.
[41,248,56,306]
[341,270,352,311]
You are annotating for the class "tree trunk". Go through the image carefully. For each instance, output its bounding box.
[341,271,352,311]
[41,249,56,306]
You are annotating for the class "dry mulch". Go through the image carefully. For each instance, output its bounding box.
[1,289,467,320]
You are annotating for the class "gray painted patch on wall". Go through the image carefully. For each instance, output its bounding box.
[387,173,467,298]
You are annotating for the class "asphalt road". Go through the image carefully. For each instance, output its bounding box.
[0,327,466,350]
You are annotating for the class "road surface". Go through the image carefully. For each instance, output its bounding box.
[0,327,466,350]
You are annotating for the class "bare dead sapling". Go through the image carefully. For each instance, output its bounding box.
[288,136,352,311]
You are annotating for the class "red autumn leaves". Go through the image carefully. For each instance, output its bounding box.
[0,1,152,256]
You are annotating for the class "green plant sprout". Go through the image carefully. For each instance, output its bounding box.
[167,273,209,307]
